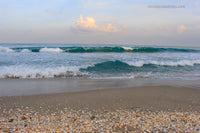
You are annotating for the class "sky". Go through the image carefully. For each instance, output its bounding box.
[0,0,200,46]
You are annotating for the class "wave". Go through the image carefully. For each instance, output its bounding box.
[80,60,200,73]
[1,46,199,53]
[80,60,133,73]
[122,46,134,50]
[0,66,87,79]
[65,47,125,53]
[0,47,15,52]
[65,47,199,53]
[1,60,200,79]
[21,49,31,52]
[39,47,64,53]
[128,60,200,67]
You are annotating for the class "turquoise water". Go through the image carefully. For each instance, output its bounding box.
[0,43,200,80]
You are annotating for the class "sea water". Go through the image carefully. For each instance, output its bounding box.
[0,43,200,80]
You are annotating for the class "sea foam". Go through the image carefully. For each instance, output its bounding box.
[21,49,31,52]
[128,60,200,67]
[0,47,14,52]
[122,47,134,50]
[39,47,63,53]
[0,65,83,79]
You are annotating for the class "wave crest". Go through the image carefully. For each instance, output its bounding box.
[122,47,134,50]
[39,47,64,53]
[80,60,200,73]
[0,47,15,52]
[0,66,87,79]
[129,60,200,67]
[159,60,200,66]
[80,60,132,73]
[21,49,31,52]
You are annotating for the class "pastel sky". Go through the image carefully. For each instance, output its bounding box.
[0,0,200,46]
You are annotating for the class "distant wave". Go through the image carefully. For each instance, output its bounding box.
[65,47,200,53]
[39,47,64,53]
[122,46,134,50]
[0,47,14,52]
[0,46,199,53]
[21,49,31,52]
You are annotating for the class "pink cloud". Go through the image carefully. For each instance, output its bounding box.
[178,25,200,34]
[71,15,120,33]
[178,25,187,34]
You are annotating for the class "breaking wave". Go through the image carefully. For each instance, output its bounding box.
[39,47,64,53]
[1,60,200,79]
[0,47,14,52]
[0,66,87,79]
[128,60,200,67]
[21,49,31,52]
[80,60,200,73]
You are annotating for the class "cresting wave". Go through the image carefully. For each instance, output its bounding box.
[1,60,200,79]
[39,47,63,53]
[0,47,15,52]
[128,60,200,67]
[0,46,199,53]
[80,60,200,73]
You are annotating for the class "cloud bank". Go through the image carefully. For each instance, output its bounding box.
[71,15,120,33]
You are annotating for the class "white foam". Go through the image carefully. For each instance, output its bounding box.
[131,61,145,67]
[122,47,133,51]
[39,47,63,53]
[128,60,200,67]
[0,47,14,52]
[21,49,31,52]
[0,65,83,79]
[153,60,200,66]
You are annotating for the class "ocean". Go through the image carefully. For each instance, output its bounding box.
[0,43,200,80]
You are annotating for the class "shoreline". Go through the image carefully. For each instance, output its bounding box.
[1,78,200,97]
[1,86,200,113]
[1,86,200,132]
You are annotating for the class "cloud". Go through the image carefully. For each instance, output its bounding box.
[71,15,120,33]
[82,1,106,9]
[178,25,187,34]
[86,2,105,8]
[95,2,105,7]
[196,25,200,30]
[178,25,200,34]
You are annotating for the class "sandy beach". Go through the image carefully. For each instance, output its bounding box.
[1,0,200,132]
[1,86,200,132]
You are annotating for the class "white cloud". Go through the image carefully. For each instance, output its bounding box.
[71,15,120,33]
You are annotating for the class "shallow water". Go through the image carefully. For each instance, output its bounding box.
[0,78,199,97]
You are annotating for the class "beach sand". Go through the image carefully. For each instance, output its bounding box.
[1,86,200,132]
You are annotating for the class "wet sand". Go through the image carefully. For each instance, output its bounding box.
[1,86,200,132]
[1,86,200,112]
